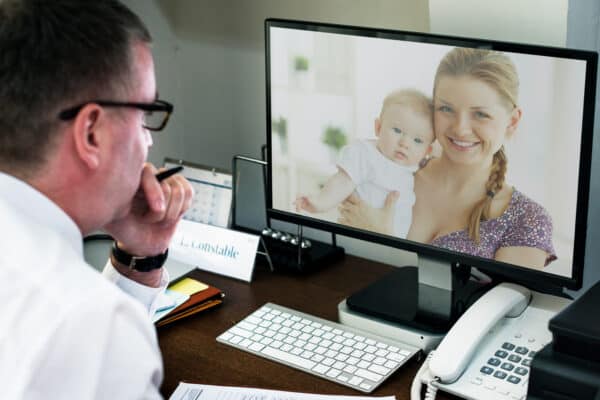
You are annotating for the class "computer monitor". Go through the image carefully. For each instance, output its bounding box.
[265,19,597,305]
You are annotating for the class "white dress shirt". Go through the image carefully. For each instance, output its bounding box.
[0,172,165,399]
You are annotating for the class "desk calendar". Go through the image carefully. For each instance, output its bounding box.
[164,158,233,228]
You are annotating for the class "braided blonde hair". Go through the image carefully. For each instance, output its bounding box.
[433,48,519,243]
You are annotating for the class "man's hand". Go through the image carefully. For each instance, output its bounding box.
[104,163,194,257]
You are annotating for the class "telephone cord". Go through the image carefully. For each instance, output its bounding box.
[410,351,440,400]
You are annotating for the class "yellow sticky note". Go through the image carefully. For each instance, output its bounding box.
[169,278,208,296]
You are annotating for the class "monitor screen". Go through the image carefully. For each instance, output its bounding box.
[265,19,597,291]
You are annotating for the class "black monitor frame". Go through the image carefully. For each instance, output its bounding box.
[264,18,597,294]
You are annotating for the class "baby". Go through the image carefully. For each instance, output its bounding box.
[296,89,434,238]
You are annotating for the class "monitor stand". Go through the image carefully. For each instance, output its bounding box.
[338,255,489,352]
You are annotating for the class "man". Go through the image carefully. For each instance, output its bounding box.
[0,1,193,398]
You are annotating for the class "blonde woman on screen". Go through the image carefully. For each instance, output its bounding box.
[339,48,556,269]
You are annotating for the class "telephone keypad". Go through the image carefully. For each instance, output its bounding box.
[480,340,532,389]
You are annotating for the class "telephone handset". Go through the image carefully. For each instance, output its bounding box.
[411,282,532,400]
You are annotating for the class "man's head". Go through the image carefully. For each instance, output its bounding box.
[0,0,152,179]
[375,89,434,167]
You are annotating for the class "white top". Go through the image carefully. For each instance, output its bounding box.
[0,172,165,400]
[338,139,417,238]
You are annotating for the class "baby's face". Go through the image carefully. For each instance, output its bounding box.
[375,104,434,166]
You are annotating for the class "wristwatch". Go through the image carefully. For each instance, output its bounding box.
[111,242,168,272]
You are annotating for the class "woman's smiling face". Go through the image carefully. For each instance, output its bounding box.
[434,75,520,166]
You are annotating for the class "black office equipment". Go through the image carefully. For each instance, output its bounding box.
[528,280,600,399]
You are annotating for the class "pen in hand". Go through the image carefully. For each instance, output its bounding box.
[155,165,183,182]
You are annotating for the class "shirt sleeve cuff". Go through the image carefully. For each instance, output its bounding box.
[101,259,170,316]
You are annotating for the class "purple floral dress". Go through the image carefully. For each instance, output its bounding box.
[430,189,556,265]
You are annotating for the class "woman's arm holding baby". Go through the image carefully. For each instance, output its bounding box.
[296,169,357,213]
[338,192,398,234]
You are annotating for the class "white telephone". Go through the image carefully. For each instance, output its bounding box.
[410,282,568,400]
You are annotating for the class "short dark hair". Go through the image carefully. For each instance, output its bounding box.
[0,0,152,176]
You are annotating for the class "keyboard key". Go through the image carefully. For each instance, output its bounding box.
[349,376,363,386]
[230,327,253,339]
[369,364,391,375]
[387,353,406,363]
[356,368,382,382]
[326,368,341,378]
[238,321,257,331]
[262,346,316,370]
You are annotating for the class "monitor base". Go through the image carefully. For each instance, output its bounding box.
[338,299,444,352]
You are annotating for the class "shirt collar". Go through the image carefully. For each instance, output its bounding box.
[0,172,83,256]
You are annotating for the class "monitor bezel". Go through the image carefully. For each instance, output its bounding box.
[264,18,597,291]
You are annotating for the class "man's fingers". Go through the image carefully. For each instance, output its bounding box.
[163,177,186,224]
[140,164,165,213]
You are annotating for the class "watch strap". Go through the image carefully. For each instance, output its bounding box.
[111,242,168,272]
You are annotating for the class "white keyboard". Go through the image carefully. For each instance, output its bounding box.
[217,303,420,393]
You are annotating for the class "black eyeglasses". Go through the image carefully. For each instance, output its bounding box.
[58,99,174,131]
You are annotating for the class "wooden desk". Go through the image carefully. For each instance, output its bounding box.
[158,254,458,399]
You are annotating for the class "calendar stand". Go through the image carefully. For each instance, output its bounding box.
[231,151,344,274]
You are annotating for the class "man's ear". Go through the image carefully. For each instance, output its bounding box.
[71,104,104,171]
[506,106,522,139]
[374,118,382,137]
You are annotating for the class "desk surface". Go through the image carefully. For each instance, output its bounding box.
[158,254,458,399]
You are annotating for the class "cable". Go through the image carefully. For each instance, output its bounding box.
[411,350,440,400]
[425,377,440,400]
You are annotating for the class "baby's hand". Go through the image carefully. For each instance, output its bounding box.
[294,195,318,213]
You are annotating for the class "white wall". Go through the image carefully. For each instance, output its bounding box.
[429,0,568,46]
